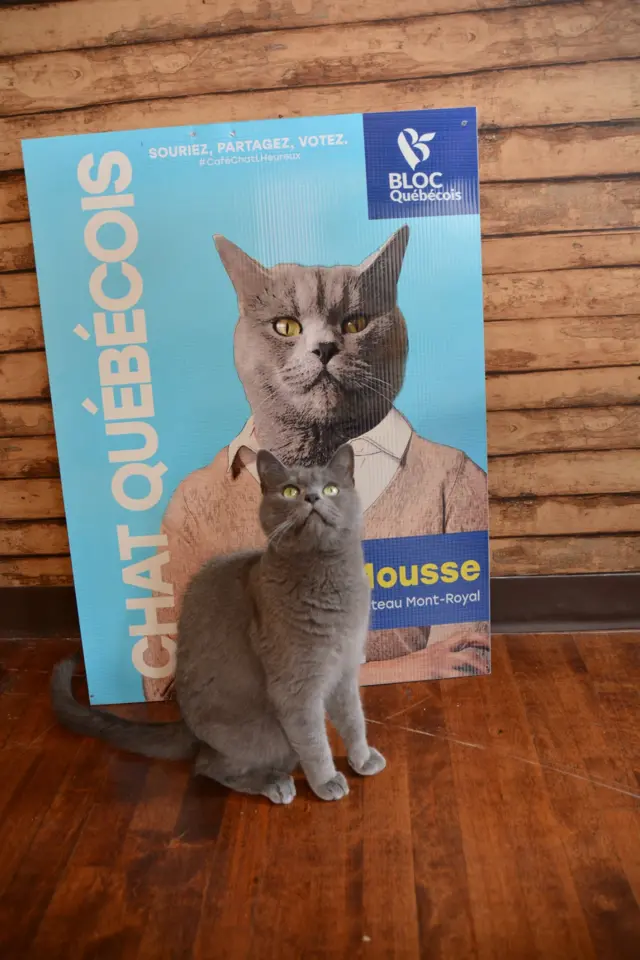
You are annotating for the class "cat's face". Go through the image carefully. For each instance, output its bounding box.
[215,228,410,443]
[256,445,362,553]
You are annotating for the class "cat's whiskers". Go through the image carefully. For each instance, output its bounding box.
[268,515,298,550]
[268,517,291,543]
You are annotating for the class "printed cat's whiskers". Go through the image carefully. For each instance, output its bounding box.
[350,374,396,408]
[357,370,398,394]
[348,361,398,394]
[249,390,279,418]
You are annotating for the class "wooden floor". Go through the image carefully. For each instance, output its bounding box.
[0,632,638,959]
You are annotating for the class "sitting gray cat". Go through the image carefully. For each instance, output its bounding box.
[51,444,385,804]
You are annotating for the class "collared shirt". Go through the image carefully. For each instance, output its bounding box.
[227,407,413,513]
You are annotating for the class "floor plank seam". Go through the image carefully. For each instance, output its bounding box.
[368,718,640,800]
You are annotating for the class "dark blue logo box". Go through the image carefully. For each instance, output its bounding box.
[363,107,479,220]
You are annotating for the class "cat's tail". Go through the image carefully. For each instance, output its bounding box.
[51,654,198,761]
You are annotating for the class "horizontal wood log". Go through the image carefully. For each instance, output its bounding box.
[0,520,68,556]
[482,230,640,275]
[0,173,28,224]
[481,180,640,238]
[0,352,48,400]
[485,267,640,320]
[0,437,58,479]
[3,1,636,118]
[488,450,640,498]
[480,120,640,183]
[0,0,562,58]
[490,535,640,576]
[6,123,640,225]
[4,185,639,278]
[0,272,39,310]
[490,494,640,537]
[0,307,44,352]
[0,222,34,272]
[0,479,64,520]
[484,316,640,372]
[486,365,640,410]
[488,406,640,456]
[3,534,636,583]
[0,401,54,437]
[0,555,72,586]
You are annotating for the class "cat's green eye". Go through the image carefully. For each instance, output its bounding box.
[274,318,302,337]
[342,315,368,335]
[323,483,339,497]
[282,485,300,499]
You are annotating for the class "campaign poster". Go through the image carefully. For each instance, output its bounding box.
[23,107,490,704]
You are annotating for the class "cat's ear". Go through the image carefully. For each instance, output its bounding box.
[256,449,289,490]
[214,235,269,304]
[328,444,355,484]
[358,226,410,311]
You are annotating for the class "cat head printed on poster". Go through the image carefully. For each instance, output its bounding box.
[213,227,410,465]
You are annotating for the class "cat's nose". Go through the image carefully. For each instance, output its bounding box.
[305,492,320,504]
[313,342,339,365]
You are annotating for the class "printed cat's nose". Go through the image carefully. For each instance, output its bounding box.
[305,492,320,504]
[313,342,339,365]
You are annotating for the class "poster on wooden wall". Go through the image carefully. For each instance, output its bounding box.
[23,108,490,705]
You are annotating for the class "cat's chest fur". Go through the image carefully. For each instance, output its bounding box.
[254,551,370,671]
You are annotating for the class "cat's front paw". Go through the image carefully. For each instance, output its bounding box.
[349,746,386,777]
[311,771,349,801]
[262,774,296,805]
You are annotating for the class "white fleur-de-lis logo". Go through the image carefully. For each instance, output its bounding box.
[397,128,436,170]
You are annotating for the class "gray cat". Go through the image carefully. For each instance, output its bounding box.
[51,444,386,804]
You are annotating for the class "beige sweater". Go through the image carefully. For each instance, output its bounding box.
[142,429,489,699]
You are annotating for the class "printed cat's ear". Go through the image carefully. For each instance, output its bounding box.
[256,449,289,490]
[328,444,355,483]
[358,225,410,311]
[214,235,269,303]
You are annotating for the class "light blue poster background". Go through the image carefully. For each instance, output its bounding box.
[23,112,487,704]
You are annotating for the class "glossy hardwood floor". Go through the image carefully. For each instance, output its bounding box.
[0,632,638,959]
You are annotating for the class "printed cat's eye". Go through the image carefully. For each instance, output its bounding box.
[282,485,300,498]
[273,318,302,337]
[323,483,339,497]
[342,315,369,334]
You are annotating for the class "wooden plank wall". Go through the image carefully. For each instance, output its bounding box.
[0,0,639,587]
